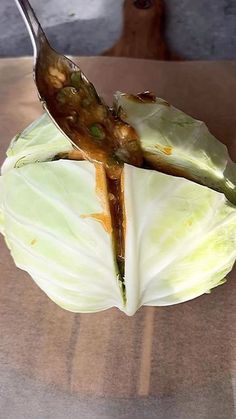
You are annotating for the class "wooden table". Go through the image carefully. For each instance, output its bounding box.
[1,57,236,419]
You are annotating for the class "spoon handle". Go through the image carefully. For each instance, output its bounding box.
[14,0,47,58]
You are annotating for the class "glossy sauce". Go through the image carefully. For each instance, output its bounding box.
[42,66,147,270]
[126,91,157,104]
[107,177,124,262]
[42,68,200,278]
[42,66,143,179]
[80,164,113,235]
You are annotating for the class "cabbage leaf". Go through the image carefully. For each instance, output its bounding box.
[115,92,236,205]
[0,160,124,313]
[1,113,73,174]
[124,165,236,315]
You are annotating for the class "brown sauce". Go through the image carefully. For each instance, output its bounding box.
[41,66,150,277]
[80,164,113,234]
[41,66,143,178]
[126,91,157,104]
[107,177,124,262]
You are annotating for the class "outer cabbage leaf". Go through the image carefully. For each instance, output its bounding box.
[1,113,73,174]
[123,165,236,315]
[0,159,124,313]
[115,92,236,205]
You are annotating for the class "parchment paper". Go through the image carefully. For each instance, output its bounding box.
[0,57,236,419]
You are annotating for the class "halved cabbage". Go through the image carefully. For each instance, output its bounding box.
[124,164,236,315]
[1,97,236,315]
[0,160,123,313]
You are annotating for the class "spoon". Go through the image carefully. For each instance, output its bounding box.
[14,0,143,178]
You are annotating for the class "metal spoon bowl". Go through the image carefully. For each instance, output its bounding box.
[15,1,102,152]
[15,0,143,177]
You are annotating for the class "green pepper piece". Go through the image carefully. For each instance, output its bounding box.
[70,71,82,89]
[89,124,105,140]
[56,86,78,105]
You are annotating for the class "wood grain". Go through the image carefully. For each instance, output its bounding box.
[103,0,177,60]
